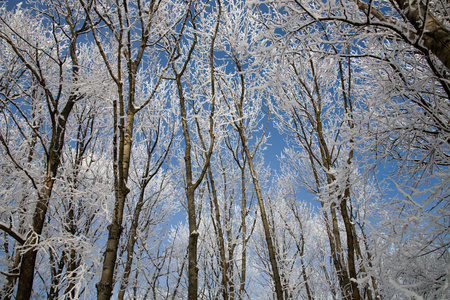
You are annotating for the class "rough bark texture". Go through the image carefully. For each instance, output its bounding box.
[356,0,450,69]
[395,0,450,69]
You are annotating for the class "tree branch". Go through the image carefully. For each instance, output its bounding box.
[0,221,25,245]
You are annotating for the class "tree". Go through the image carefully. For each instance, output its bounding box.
[42,93,111,300]
[217,5,286,296]
[76,0,187,298]
[262,17,378,298]
[167,1,221,298]
[116,83,179,300]
[0,0,448,298]
[267,177,316,299]
[0,1,91,298]
[254,0,449,297]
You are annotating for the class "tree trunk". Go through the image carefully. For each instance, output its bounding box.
[340,196,361,300]
[96,75,136,299]
[16,110,73,299]
[330,204,352,300]
[356,0,450,69]
[238,135,284,300]
[175,2,219,297]
[187,185,199,300]
[16,178,54,300]
[117,192,144,300]
[96,186,129,300]
[207,168,229,300]
[117,163,155,300]
[397,0,450,69]
[239,166,247,299]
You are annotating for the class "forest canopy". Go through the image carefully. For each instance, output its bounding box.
[0,0,448,299]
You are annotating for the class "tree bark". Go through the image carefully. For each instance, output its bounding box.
[173,2,220,298]
[238,131,284,300]
[15,179,53,300]
[239,166,247,300]
[96,105,135,300]
[187,185,200,300]
[396,0,450,69]
[207,168,229,300]
[356,0,450,69]
[96,188,129,300]
[15,102,76,300]
[340,196,360,300]
[117,178,149,300]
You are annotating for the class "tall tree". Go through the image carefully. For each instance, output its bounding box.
[169,1,221,297]
[0,2,90,298]
[77,0,186,298]
[0,0,447,298]
[259,0,449,297]
[218,11,286,297]
[117,84,179,300]
[266,30,375,297]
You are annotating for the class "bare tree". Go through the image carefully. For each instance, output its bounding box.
[117,89,179,300]
[169,0,221,297]
[76,0,186,298]
[0,2,91,298]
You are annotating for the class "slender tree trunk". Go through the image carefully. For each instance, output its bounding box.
[239,164,247,299]
[48,248,65,300]
[96,188,129,300]
[117,189,145,300]
[187,185,200,300]
[16,111,74,300]
[2,125,38,300]
[238,135,284,300]
[223,164,236,299]
[16,178,54,300]
[207,168,229,300]
[176,73,203,299]
[175,2,220,297]
[65,247,78,299]
[329,204,352,300]
[321,264,337,300]
[175,61,200,300]
[12,12,79,294]
[300,250,312,300]
[97,110,134,300]
[64,183,82,299]
[292,210,312,300]
[340,196,360,300]
[96,74,136,299]
[356,224,381,299]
